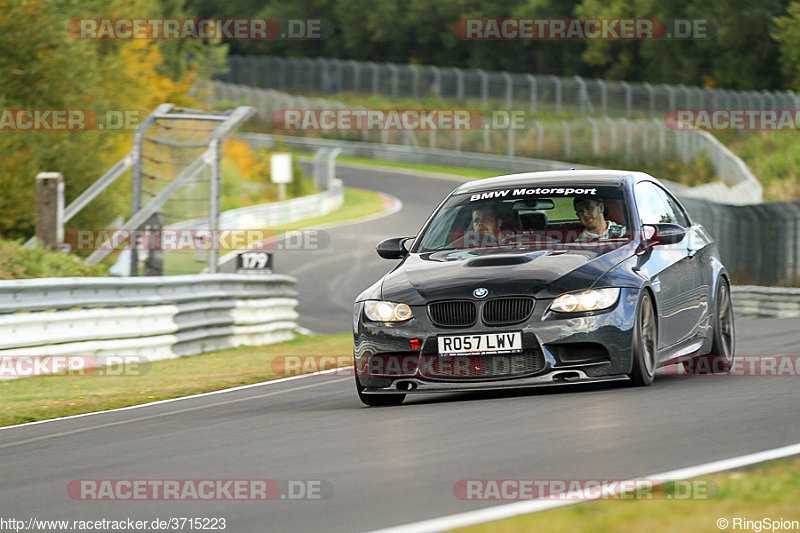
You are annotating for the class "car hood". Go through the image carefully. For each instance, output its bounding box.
[379,246,636,304]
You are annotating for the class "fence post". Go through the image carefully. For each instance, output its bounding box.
[680,85,691,109]
[208,138,221,274]
[694,87,705,110]
[143,212,164,276]
[575,76,587,118]
[644,83,655,118]
[550,76,562,115]
[278,57,287,91]
[350,60,361,93]
[369,62,379,94]
[653,119,666,156]
[604,118,617,154]
[641,123,650,162]
[562,120,571,159]
[664,84,676,113]
[317,58,328,92]
[763,90,775,110]
[503,72,512,110]
[411,65,420,99]
[526,74,537,110]
[455,68,465,101]
[597,79,607,116]
[389,63,399,97]
[621,81,632,118]
[35,172,64,250]
[477,69,488,104]
[431,66,441,101]
[623,119,633,161]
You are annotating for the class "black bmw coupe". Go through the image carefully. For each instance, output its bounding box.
[353,170,735,406]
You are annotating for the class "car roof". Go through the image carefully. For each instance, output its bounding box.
[453,169,653,194]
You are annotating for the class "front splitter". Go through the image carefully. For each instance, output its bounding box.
[362,370,630,394]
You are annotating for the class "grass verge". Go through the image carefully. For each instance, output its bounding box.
[0,333,353,427]
[0,238,108,280]
[454,457,800,533]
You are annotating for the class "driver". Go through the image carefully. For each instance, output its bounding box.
[573,196,626,241]
[469,203,512,247]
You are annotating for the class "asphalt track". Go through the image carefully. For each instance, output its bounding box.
[2,165,799,533]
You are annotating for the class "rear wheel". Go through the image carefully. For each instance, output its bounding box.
[684,279,735,374]
[627,291,657,386]
[355,374,405,406]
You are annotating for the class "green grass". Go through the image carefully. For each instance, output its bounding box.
[0,238,108,280]
[163,186,386,274]
[454,458,800,533]
[716,130,800,201]
[0,333,354,427]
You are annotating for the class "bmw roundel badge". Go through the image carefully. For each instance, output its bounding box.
[473,288,488,298]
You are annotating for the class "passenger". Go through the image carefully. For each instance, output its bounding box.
[573,196,626,241]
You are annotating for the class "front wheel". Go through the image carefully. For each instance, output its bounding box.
[684,279,735,374]
[627,291,658,386]
[355,374,405,406]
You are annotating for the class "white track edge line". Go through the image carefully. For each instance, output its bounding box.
[368,441,800,533]
[0,366,352,431]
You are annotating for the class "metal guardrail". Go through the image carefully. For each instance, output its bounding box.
[731,286,800,318]
[238,132,596,172]
[207,82,761,204]
[0,274,298,377]
[219,55,800,120]
[167,178,344,231]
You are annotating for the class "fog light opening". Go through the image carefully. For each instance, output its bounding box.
[396,381,417,391]
[552,371,581,382]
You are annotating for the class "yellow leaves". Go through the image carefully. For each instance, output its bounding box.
[223,139,268,183]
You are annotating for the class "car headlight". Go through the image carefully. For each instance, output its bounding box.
[550,288,620,313]
[364,300,414,322]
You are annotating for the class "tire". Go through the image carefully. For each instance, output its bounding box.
[684,279,735,375]
[627,290,658,387]
[355,374,405,406]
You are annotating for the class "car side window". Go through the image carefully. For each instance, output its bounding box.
[635,182,676,225]
[663,193,690,227]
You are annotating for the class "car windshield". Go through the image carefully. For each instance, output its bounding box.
[414,184,632,254]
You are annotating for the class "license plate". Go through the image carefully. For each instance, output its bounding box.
[437,332,522,356]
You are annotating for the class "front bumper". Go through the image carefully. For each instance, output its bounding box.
[354,287,640,394]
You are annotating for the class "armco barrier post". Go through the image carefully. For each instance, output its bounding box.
[35,172,64,250]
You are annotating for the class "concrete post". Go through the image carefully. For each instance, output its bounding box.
[35,172,64,250]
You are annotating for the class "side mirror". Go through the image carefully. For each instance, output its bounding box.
[644,223,686,246]
[376,237,413,259]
